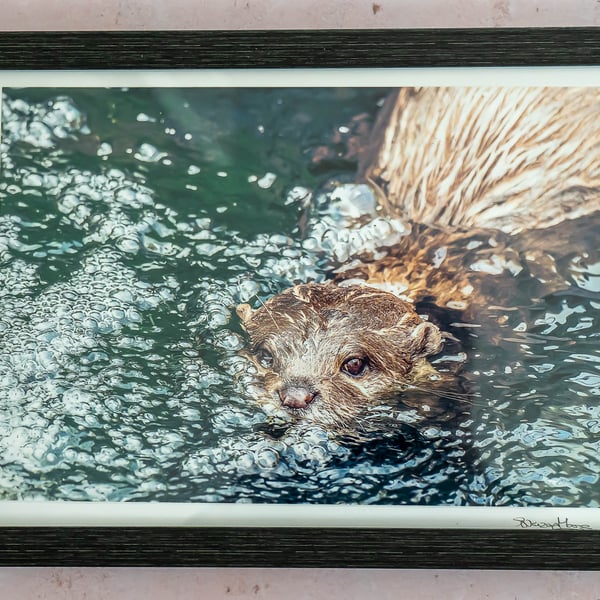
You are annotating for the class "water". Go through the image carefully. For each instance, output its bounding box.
[0,87,599,506]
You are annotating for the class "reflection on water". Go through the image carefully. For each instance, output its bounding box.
[0,88,599,506]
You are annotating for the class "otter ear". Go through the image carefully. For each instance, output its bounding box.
[236,303,254,326]
[410,321,443,358]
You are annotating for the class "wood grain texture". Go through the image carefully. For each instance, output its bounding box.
[0,527,599,569]
[0,29,599,69]
[0,28,599,569]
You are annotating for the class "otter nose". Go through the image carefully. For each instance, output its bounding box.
[278,385,318,409]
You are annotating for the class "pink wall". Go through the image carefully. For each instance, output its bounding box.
[2,567,600,598]
[0,0,599,30]
[1,1,599,597]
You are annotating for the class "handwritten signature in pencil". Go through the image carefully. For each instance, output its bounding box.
[514,516,592,531]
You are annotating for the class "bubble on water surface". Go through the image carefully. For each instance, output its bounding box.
[134,143,169,163]
[327,183,377,221]
[0,215,22,264]
[0,246,176,489]
[95,141,112,158]
[284,186,311,207]
[1,94,86,148]
[301,184,408,265]
[570,257,600,293]
[305,216,407,264]
[256,172,277,189]
[136,113,156,123]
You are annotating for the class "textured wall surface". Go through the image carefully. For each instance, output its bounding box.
[1,567,600,599]
[0,0,599,30]
[1,1,600,598]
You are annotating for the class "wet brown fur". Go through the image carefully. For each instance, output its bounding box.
[361,88,600,234]
[238,87,600,426]
[237,283,446,428]
[342,87,600,310]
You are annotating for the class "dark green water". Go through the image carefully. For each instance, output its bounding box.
[1,87,599,505]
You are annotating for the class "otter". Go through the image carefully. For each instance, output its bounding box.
[237,283,449,428]
[238,87,600,427]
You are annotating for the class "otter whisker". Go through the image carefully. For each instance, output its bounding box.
[256,295,282,334]
[405,383,472,402]
[407,383,479,405]
[405,382,523,414]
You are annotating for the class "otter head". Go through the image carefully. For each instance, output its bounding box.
[236,283,443,428]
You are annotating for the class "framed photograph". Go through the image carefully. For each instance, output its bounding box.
[1,29,599,568]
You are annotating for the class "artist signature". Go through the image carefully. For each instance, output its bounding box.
[514,517,592,531]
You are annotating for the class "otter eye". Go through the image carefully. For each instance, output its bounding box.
[341,357,368,377]
[256,348,273,369]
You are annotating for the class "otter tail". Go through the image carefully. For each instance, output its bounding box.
[359,87,600,235]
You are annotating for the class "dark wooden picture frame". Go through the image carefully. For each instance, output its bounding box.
[1,28,600,569]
